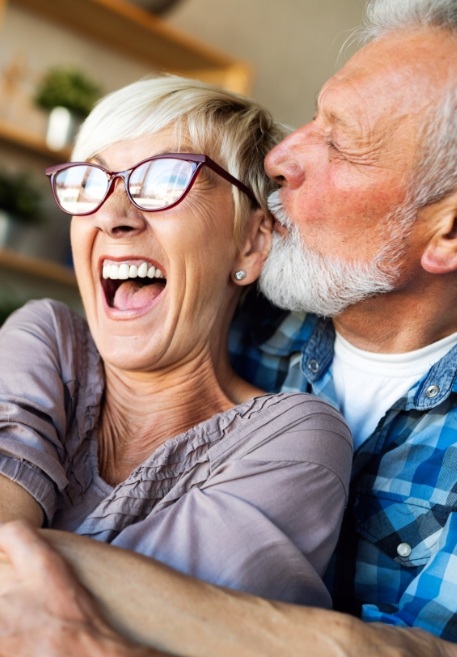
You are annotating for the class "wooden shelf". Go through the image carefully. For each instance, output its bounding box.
[6,0,252,93]
[0,248,83,313]
[0,118,71,161]
[0,248,77,287]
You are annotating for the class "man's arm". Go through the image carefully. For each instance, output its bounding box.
[0,522,455,657]
[0,475,43,526]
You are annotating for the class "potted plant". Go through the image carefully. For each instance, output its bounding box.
[34,67,102,150]
[34,67,102,118]
[0,170,44,249]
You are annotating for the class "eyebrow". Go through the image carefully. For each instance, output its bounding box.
[91,149,195,170]
[92,154,107,167]
[314,86,357,132]
[315,102,354,132]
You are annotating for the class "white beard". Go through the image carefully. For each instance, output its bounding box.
[259,190,414,318]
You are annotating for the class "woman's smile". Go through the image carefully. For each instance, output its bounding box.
[101,257,166,313]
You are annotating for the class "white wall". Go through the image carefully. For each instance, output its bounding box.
[167,0,366,128]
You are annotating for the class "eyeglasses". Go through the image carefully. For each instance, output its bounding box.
[45,153,257,216]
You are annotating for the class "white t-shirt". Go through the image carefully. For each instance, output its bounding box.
[332,331,457,450]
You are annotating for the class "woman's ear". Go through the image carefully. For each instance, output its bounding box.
[421,193,457,274]
[231,209,272,286]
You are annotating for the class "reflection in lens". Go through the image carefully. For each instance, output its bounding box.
[55,165,108,214]
[130,159,195,210]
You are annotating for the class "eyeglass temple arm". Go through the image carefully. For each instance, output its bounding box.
[205,159,258,206]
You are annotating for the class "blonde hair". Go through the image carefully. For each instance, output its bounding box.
[72,75,287,245]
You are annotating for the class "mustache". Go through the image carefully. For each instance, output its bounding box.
[267,190,293,230]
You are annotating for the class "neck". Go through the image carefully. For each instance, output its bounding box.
[97,290,265,485]
[98,357,232,485]
[98,349,263,486]
[333,280,457,353]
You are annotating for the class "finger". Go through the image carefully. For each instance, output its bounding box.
[0,521,103,624]
[0,521,75,594]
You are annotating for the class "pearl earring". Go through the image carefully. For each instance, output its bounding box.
[234,270,247,281]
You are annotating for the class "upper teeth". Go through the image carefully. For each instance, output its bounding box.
[102,261,165,280]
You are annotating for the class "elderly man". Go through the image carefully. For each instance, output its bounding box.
[0,0,457,655]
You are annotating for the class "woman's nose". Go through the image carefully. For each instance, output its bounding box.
[91,180,148,238]
[265,125,309,189]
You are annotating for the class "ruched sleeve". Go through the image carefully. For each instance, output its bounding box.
[0,299,103,523]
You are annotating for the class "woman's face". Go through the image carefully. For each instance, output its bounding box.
[71,129,251,373]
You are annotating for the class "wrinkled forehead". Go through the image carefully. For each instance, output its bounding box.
[322,28,457,110]
[316,28,457,150]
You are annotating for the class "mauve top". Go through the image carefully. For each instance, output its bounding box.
[0,300,352,607]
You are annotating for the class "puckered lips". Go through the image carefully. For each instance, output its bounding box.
[101,258,166,312]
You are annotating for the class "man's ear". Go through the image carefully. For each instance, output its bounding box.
[231,209,272,286]
[421,192,457,274]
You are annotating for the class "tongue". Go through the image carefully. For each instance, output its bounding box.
[113,280,163,311]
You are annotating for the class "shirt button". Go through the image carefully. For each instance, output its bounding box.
[308,359,320,373]
[425,384,440,398]
[397,542,412,558]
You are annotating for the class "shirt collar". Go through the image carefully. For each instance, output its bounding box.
[413,342,457,409]
[253,304,457,404]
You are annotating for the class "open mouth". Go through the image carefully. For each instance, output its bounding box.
[101,259,167,311]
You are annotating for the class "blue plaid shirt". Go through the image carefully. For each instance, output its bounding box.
[229,291,457,641]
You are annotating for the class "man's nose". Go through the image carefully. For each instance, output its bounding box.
[265,125,309,189]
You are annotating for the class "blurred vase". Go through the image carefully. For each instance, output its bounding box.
[0,210,22,250]
[45,106,81,151]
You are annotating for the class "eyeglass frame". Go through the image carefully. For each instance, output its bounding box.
[45,152,258,216]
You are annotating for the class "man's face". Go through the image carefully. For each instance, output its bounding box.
[262,30,456,317]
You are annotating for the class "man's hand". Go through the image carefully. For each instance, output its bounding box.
[0,521,454,657]
[0,521,166,657]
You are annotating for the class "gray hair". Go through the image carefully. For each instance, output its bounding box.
[359,0,457,43]
[72,75,287,246]
[355,0,457,209]
[410,84,457,208]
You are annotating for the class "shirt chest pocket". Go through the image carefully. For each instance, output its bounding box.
[353,491,450,568]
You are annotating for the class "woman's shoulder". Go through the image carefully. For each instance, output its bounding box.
[3,298,85,336]
[205,392,352,498]
[230,377,348,434]
[2,299,99,382]
[246,391,351,441]
[214,392,352,464]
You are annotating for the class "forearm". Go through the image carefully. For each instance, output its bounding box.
[0,474,43,526]
[42,529,457,657]
[45,529,301,657]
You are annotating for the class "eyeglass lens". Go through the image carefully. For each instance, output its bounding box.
[52,158,198,214]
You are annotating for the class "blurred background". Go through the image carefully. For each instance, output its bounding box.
[168,0,365,127]
[0,0,365,317]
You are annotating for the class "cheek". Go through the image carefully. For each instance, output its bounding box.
[70,218,91,263]
[70,219,97,299]
[176,233,238,316]
[70,221,85,280]
[181,241,235,297]
[170,204,237,271]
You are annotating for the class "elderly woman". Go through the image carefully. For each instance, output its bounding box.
[0,76,351,609]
